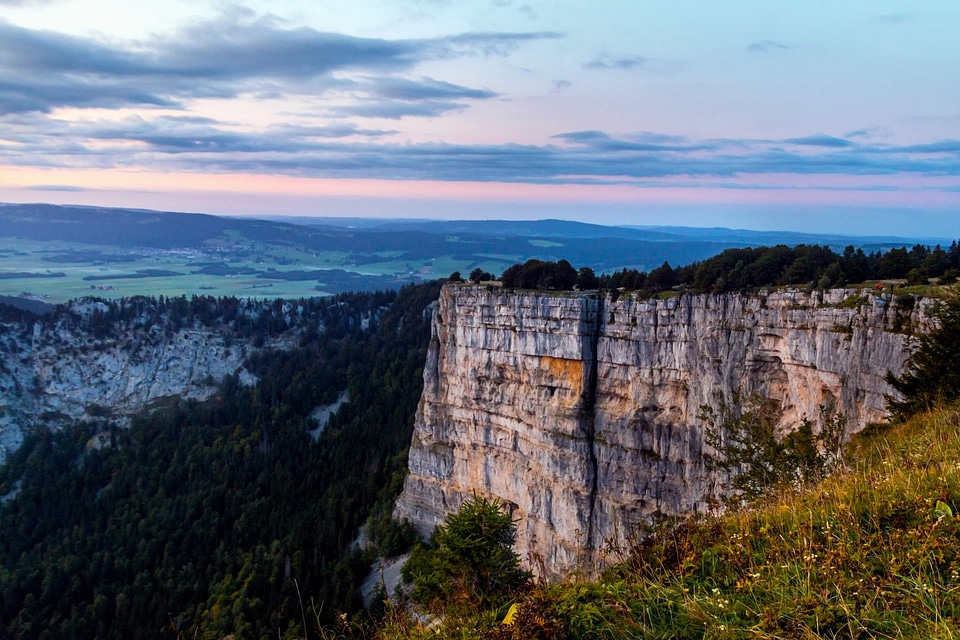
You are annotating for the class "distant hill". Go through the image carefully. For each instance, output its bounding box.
[0,203,236,249]
[343,218,686,242]
[0,204,728,270]
[629,224,952,250]
[284,216,949,249]
[1,202,954,303]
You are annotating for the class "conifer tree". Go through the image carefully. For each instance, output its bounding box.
[887,293,960,421]
[405,495,530,609]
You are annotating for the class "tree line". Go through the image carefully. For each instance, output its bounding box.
[463,241,960,295]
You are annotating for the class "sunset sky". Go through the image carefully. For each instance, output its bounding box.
[1,0,959,235]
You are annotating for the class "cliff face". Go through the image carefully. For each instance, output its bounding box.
[394,284,929,577]
[0,300,294,463]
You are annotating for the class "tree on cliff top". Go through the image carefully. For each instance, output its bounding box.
[500,259,577,290]
[886,292,960,421]
[402,495,530,610]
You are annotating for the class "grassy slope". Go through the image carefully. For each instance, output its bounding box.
[382,406,960,639]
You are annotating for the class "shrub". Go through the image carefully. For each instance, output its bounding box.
[469,268,495,284]
[906,268,928,286]
[887,293,960,421]
[500,260,576,290]
[402,494,531,611]
[701,393,847,505]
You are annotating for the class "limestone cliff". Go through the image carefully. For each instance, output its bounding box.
[0,299,297,463]
[394,284,929,577]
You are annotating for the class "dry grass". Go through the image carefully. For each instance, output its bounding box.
[378,405,960,639]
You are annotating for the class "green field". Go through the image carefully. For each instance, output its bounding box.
[8,202,902,304]
[0,238,322,302]
[0,236,518,304]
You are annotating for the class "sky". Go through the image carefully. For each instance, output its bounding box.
[0,0,959,236]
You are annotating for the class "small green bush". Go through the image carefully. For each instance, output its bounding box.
[403,495,531,611]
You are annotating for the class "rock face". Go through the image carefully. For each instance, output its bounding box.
[0,299,294,463]
[394,284,930,577]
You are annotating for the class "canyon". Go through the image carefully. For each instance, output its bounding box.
[0,284,934,578]
[394,284,931,577]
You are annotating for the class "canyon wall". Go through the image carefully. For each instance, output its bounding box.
[394,284,930,577]
[0,299,295,463]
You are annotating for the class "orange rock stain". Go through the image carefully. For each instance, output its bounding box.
[540,356,584,392]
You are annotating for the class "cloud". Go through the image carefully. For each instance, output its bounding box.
[551,80,571,92]
[3,110,959,186]
[892,140,960,154]
[0,77,180,113]
[433,31,561,57]
[784,134,853,148]
[0,113,397,166]
[845,127,893,140]
[320,76,498,120]
[24,184,88,191]
[326,100,468,120]
[223,135,956,182]
[747,41,791,53]
[553,130,701,152]
[553,130,609,143]
[0,15,555,114]
[629,132,689,145]
[85,117,281,153]
[583,54,647,70]
[80,115,397,152]
[0,0,61,5]
[366,76,498,101]
[272,123,397,138]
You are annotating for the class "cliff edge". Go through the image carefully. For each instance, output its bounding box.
[394,284,929,577]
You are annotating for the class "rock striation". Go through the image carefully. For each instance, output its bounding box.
[0,299,294,463]
[395,284,930,577]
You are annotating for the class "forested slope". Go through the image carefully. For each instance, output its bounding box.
[0,281,442,638]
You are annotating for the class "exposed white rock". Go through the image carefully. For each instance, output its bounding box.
[308,390,350,441]
[395,284,930,578]
[361,553,411,609]
[0,301,298,464]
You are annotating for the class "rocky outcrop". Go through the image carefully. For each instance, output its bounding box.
[0,300,294,463]
[395,284,930,577]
